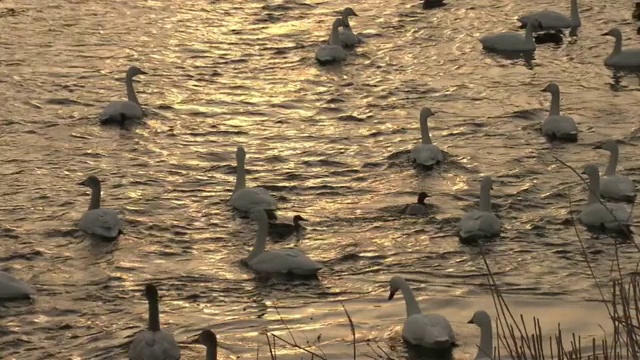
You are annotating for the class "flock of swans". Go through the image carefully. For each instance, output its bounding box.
[3,1,640,359]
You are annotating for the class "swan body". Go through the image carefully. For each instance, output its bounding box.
[594,140,636,202]
[410,107,443,167]
[99,66,147,125]
[479,20,540,52]
[269,215,307,242]
[230,146,277,216]
[401,192,430,216]
[540,83,578,141]
[338,7,361,48]
[246,209,322,276]
[388,276,456,349]
[0,271,35,299]
[579,165,632,232]
[517,0,581,32]
[602,28,640,69]
[78,175,122,240]
[316,18,348,65]
[196,330,218,360]
[458,176,501,241]
[129,284,181,360]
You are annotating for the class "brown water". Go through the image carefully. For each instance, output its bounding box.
[1,0,640,358]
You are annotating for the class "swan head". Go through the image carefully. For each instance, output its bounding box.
[467,310,491,327]
[249,208,269,222]
[419,107,435,121]
[236,145,246,162]
[417,192,429,204]
[331,17,345,30]
[144,283,159,302]
[541,82,560,94]
[601,28,622,39]
[198,329,218,348]
[127,66,148,78]
[593,139,618,153]
[481,176,494,190]
[388,275,406,300]
[293,215,308,223]
[342,7,358,17]
[581,164,600,178]
[78,175,101,188]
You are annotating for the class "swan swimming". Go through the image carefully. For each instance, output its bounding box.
[99,66,147,125]
[245,209,322,276]
[410,107,443,168]
[230,146,278,220]
[78,175,123,240]
[388,276,456,349]
[268,215,307,242]
[315,18,348,65]
[540,82,578,141]
[195,330,217,360]
[593,140,636,202]
[457,176,501,241]
[602,28,640,69]
[479,20,541,52]
[579,164,632,233]
[517,0,581,36]
[0,271,35,300]
[401,192,430,216]
[129,284,181,360]
[339,7,361,48]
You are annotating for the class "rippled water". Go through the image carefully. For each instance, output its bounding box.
[2,0,640,358]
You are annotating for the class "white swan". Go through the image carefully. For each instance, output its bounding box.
[468,310,510,360]
[602,28,640,69]
[579,165,632,233]
[245,209,322,276]
[195,330,217,360]
[540,83,578,141]
[339,7,361,48]
[78,175,122,240]
[388,276,456,349]
[315,18,348,65]
[129,284,181,360]
[458,176,501,241]
[479,20,540,52]
[99,66,147,125]
[410,107,443,168]
[0,271,35,300]
[401,192,430,216]
[517,0,581,35]
[230,146,277,218]
[594,140,636,202]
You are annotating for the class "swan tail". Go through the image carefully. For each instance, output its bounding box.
[430,338,453,349]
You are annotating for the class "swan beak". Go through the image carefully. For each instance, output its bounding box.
[593,144,602,149]
[581,170,586,174]
[299,216,308,222]
[188,336,200,344]
[353,11,359,16]
[77,181,85,186]
[140,70,148,75]
[467,318,474,324]
[601,31,610,36]
[388,289,398,300]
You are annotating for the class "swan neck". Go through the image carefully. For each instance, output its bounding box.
[605,148,619,176]
[329,26,341,45]
[125,75,140,105]
[206,344,218,360]
[524,22,535,42]
[235,158,246,193]
[479,182,492,212]
[611,35,622,56]
[419,115,432,144]
[549,89,561,116]
[342,14,351,29]
[147,296,161,332]
[570,0,581,25]
[587,173,601,205]
[400,281,422,317]
[248,217,269,260]
[476,321,494,359]
[88,184,101,210]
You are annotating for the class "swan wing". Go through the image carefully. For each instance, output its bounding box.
[230,187,277,212]
[601,175,636,201]
[339,29,360,47]
[579,203,631,230]
[249,249,322,275]
[403,314,455,348]
[78,209,122,239]
[315,45,347,64]
[129,330,181,360]
[410,144,443,166]
[458,211,501,240]
[0,271,35,299]
[100,101,144,123]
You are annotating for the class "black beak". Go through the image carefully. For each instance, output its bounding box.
[540,88,546,92]
[425,193,430,198]
[189,336,200,344]
[601,31,609,36]
[467,318,473,324]
[77,181,85,186]
[140,70,148,75]
[353,11,359,16]
[388,289,398,300]
[299,216,308,222]
[581,170,586,174]
[593,144,602,149]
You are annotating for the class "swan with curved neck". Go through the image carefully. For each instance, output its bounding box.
[401,192,430,216]
[602,28,640,69]
[129,284,181,360]
[196,330,218,360]
[245,209,322,276]
[578,164,632,233]
[339,7,361,48]
[99,66,147,126]
[315,18,348,65]
[593,140,636,202]
[410,107,443,168]
[457,176,501,241]
[77,175,122,240]
[468,310,498,360]
[229,146,278,218]
[517,0,581,35]
[388,276,456,349]
[0,271,35,300]
[540,83,578,141]
[479,20,540,52]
